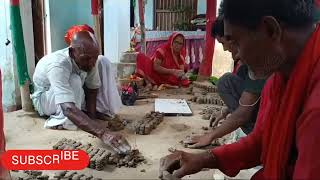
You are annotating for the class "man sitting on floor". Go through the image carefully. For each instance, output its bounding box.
[160,0,320,179]
[185,16,266,148]
[31,25,130,154]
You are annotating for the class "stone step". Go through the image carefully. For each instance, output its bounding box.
[118,78,144,87]
[120,51,138,63]
[117,62,136,79]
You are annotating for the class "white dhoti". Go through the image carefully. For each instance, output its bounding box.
[96,56,122,116]
[31,56,122,130]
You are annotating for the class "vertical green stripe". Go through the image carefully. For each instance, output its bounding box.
[10,5,30,86]
[133,0,136,9]
[314,7,320,22]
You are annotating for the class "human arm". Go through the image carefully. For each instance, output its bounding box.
[179,64,185,71]
[60,102,104,137]
[48,66,130,154]
[209,84,271,177]
[84,86,98,119]
[159,150,217,179]
[160,86,270,178]
[160,122,263,179]
[153,58,184,78]
[187,91,260,148]
[60,102,130,154]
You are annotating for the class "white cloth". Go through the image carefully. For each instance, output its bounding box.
[31,48,121,130]
[32,48,101,108]
[36,73,85,130]
[96,55,122,116]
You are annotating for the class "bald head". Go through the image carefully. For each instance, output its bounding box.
[69,31,100,72]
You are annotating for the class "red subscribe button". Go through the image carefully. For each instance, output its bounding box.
[0,150,89,170]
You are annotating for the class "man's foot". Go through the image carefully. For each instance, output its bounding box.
[96,112,114,121]
[96,111,122,121]
[50,125,65,130]
[47,120,77,131]
[153,85,159,91]
[209,108,230,128]
[146,83,153,89]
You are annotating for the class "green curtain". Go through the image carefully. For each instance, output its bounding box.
[10,4,30,86]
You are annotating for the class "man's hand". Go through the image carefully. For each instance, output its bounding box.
[159,150,217,179]
[101,131,131,154]
[210,107,229,128]
[183,133,215,149]
[172,69,185,78]
[159,150,182,178]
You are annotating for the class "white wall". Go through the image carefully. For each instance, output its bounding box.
[46,0,94,52]
[0,0,21,111]
[104,0,130,63]
[197,0,222,15]
[197,0,206,14]
[134,0,154,30]
[212,0,234,77]
[20,0,35,78]
[217,0,222,15]
[212,40,234,77]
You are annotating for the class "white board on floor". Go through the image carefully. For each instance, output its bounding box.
[154,99,192,116]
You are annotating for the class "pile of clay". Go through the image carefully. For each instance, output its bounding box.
[199,106,223,120]
[53,170,101,180]
[108,149,146,168]
[192,82,218,93]
[188,86,224,105]
[53,138,145,170]
[190,94,224,105]
[133,111,165,135]
[105,117,125,131]
[13,170,49,180]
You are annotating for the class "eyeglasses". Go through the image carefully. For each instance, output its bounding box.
[173,41,184,46]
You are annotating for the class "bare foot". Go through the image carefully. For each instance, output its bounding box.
[153,85,159,91]
[144,83,153,92]
[50,125,65,130]
[96,111,113,121]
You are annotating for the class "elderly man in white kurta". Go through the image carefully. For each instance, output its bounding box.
[31,31,130,154]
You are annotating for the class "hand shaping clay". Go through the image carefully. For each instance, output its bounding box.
[52,139,145,170]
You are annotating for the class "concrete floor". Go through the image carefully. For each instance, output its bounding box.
[1,33,257,180]
[4,88,256,180]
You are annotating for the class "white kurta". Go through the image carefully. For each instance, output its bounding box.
[31,48,122,130]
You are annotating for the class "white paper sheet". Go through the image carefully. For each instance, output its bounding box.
[155,99,192,115]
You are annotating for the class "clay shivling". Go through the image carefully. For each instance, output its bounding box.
[132,111,165,135]
[53,138,146,170]
[11,170,102,180]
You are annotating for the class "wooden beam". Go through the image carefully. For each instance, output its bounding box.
[199,0,216,78]
[92,0,102,53]
[138,0,146,53]
[32,0,45,63]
